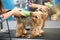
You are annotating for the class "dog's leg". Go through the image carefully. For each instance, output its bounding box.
[16,17,24,37]
[16,23,23,37]
[23,24,27,35]
[41,13,48,29]
[29,27,43,38]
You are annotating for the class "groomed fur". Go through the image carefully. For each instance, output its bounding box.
[16,11,48,38]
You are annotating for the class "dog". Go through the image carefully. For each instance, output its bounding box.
[16,11,48,38]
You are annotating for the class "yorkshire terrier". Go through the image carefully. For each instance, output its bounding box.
[16,11,48,38]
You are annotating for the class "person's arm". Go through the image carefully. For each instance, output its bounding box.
[0,10,14,23]
[2,8,26,20]
[2,11,14,20]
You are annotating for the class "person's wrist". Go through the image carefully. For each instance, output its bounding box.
[11,9,21,17]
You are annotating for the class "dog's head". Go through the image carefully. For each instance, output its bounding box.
[30,11,43,26]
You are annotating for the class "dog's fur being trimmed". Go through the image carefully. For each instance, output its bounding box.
[16,11,48,38]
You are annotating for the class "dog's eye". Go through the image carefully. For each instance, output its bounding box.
[35,16,37,18]
[39,8,42,11]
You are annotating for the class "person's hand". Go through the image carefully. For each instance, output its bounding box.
[36,5,49,13]
[12,8,25,17]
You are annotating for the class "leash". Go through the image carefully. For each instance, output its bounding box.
[6,19,12,40]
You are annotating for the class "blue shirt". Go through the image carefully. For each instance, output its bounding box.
[2,0,14,10]
[55,0,60,5]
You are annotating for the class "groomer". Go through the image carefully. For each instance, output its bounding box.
[0,0,25,32]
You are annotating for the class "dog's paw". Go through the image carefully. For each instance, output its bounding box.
[40,30,44,34]
[16,33,22,37]
[26,35,34,39]
[23,29,27,35]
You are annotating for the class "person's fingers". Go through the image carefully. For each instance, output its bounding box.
[13,8,26,16]
[19,12,26,16]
